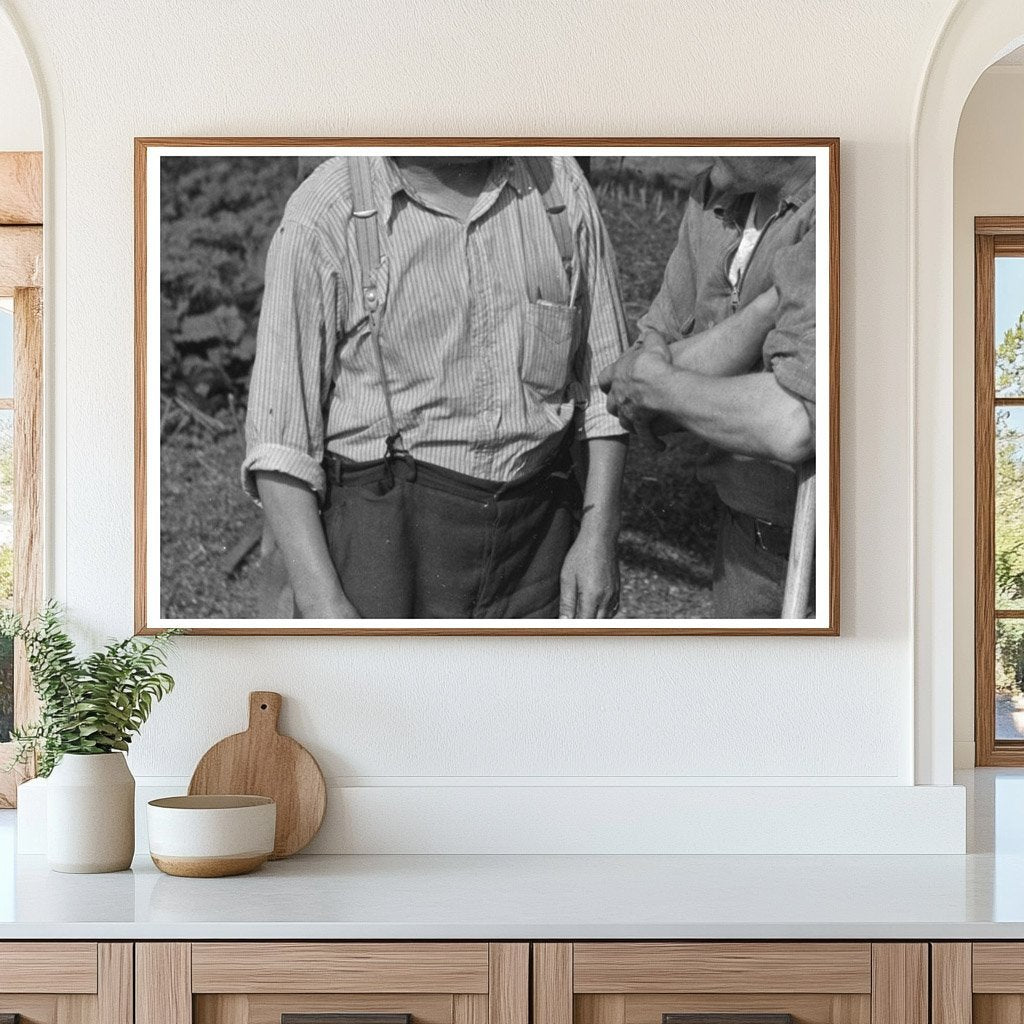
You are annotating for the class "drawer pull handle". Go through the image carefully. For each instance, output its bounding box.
[664,1016,795,1024]
[283,1015,411,1024]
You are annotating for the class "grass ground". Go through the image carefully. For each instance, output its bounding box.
[159,176,719,619]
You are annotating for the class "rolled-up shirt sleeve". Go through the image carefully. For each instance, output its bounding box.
[762,216,816,429]
[242,219,342,502]
[569,169,630,440]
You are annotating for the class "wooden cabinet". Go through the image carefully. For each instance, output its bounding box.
[532,944,928,1024]
[0,943,132,1024]
[136,944,528,1024]
[0,938,953,1024]
[932,943,1024,1024]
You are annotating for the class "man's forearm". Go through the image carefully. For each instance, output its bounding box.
[255,470,359,618]
[578,436,628,541]
[645,370,813,463]
[665,288,777,376]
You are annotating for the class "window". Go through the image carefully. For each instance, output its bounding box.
[0,301,12,745]
[976,219,1024,764]
[0,288,42,806]
[0,150,43,806]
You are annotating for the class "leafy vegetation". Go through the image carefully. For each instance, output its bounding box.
[1,604,179,776]
[160,157,301,414]
[995,311,1024,692]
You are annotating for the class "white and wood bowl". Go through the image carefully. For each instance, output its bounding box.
[147,795,276,877]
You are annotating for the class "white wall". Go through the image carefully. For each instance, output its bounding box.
[1,0,974,852]
[952,66,1024,767]
[0,11,39,151]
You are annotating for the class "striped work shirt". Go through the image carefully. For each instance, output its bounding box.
[243,155,629,499]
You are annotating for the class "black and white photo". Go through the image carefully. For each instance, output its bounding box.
[137,141,838,634]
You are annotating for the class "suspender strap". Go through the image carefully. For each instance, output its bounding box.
[349,156,381,298]
[522,156,574,280]
[347,156,404,461]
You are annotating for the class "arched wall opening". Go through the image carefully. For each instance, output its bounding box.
[914,1,1024,785]
[952,51,1024,768]
[0,9,41,152]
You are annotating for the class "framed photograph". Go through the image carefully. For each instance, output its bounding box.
[135,137,839,635]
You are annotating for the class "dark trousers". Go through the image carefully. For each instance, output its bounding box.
[712,506,813,619]
[321,455,579,618]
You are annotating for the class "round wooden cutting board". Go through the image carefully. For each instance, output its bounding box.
[188,691,327,859]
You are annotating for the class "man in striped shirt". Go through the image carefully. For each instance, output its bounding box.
[243,155,630,619]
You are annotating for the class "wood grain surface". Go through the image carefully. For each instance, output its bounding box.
[0,226,41,295]
[13,286,42,724]
[98,945,133,1024]
[930,944,971,1024]
[0,153,42,225]
[453,994,488,1024]
[870,945,927,1024]
[573,943,872,994]
[534,944,573,1024]
[188,691,326,858]
[489,943,529,1024]
[0,943,97,993]
[136,943,192,1024]
[973,943,1024,992]
[191,942,489,994]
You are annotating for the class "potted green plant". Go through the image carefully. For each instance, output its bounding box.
[2,603,178,873]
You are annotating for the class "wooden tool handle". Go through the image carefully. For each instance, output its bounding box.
[782,461,816,619]
[248,691,282,733]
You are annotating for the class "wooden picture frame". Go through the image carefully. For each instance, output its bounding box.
[135,137,840,636]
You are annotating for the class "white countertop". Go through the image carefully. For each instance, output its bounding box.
[0,769,1021,941]
[0,848,1021,940]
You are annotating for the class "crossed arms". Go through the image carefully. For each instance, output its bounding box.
[600,249,816,466]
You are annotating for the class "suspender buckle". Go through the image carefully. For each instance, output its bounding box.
[385,432,408,462]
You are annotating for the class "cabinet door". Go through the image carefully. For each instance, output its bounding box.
[0,943,131,1024]
[942,943,1024,1024]
[137,943,528,1024]
[533,944,927,1024]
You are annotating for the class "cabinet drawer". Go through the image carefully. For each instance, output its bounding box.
[534,944,925,1024]
[191,943,490,994]
[139,943,528,1024]
[0,943,130,1024]
[0,942,98,994]
[572,944,872,994]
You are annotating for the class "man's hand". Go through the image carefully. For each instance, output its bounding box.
[559,526,620,618]
[256,470,362,620]
[292,582,362,619]
[599,336,675,448]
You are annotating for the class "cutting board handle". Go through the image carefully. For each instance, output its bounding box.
[248,691,282,734]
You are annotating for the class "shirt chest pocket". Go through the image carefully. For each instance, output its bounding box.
[522,299,580,401]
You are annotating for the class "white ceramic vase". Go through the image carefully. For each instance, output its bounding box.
[46,752,135,873]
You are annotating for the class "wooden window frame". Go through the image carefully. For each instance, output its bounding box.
[0,151,43,807]
[975,217,1024,765]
